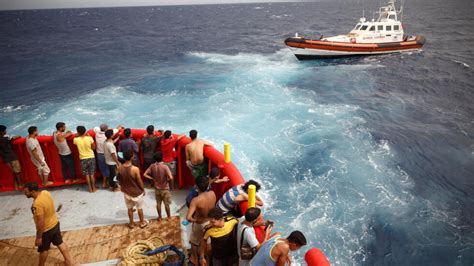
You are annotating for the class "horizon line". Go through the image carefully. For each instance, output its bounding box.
[0,0,306,12]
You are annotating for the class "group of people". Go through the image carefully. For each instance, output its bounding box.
[185,174,307,266]
[0,123,183,192]
[1,124,307,266]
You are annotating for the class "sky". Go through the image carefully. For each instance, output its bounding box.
[0,0,300,11]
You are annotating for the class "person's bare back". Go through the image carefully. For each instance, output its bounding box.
[186,139,211,165]
[188,190,216,224]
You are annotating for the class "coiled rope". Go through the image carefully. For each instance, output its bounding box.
[120,237,167,265]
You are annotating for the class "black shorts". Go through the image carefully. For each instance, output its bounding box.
[212,254,238,266]
[38,222,63,252]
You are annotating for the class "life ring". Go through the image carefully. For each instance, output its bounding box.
[350,38,356,44]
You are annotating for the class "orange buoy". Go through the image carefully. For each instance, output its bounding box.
[305,248,330,266]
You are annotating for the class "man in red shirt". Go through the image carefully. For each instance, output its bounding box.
[160,130,184,179]
[144,151,173,221]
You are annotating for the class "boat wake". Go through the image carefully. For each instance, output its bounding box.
[1,50,465,265]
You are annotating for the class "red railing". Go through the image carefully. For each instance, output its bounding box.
[1,128,331,262]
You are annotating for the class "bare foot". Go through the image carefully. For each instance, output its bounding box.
[65,180,72,184]
[128,222,135,229]
[92,187,98,193]
[157,217,162,222]
[43,181,54,186]
[112,187,121,192]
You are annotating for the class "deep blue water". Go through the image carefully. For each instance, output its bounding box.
[1,0,473,265]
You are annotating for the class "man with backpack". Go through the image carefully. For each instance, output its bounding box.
[200,207,239,266]
[237,207,273,266]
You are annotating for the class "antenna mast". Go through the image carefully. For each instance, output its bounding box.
[398,0,404,21]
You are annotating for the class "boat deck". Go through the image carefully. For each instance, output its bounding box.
[0,217,182,265]
[0,185,191,265]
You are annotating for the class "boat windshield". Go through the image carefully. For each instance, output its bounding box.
[354,24,362,30]
[360,25,368,30]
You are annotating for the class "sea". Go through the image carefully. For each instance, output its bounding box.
[1,0,473,265]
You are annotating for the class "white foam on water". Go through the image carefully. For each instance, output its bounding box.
[1,49,462,264]
[453,60,471,69]
[1,105,28,113]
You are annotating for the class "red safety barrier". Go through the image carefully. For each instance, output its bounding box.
[305,248,331,266]
[0,128,266,241]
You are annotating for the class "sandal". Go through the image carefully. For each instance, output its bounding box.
[139,220,149,229]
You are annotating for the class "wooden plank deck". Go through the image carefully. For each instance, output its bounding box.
[0,216,182,265]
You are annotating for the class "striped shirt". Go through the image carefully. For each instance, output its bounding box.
[217,184,245,213]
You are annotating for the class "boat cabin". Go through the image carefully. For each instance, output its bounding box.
[324,0,405,44]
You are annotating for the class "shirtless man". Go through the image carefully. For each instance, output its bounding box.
[185,129,213,178]
[250,230,307,266]
[186,175,216,265]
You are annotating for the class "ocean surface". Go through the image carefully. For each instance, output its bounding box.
[1,0,473,265]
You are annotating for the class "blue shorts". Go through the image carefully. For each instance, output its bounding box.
[96,153,109,177]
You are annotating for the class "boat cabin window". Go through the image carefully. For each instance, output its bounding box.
[394,25,400,31]
[386,25,392,31]
[360,25,368,30]
[389,14,395,20]
[369,26,375,31]
[377,25,383,31]
[355,24,362,30]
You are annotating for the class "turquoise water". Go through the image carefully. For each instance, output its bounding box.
[2,49,464,264]
[1,2,473,264]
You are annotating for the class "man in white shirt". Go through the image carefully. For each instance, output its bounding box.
[94,124,118,188]
[26,126,53,186]
[104,129,120,191]
[237,207,273,266]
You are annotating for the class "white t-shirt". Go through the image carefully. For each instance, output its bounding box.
[26,137,45,166]
[237,218,260,266]
[104,141,117,166]
[94,127,118,154]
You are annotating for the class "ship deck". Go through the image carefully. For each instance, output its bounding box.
[0,185,190,265]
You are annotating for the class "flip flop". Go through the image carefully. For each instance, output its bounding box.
[139,220,149,229]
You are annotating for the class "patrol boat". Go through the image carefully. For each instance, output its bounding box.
[285,0,426,60]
